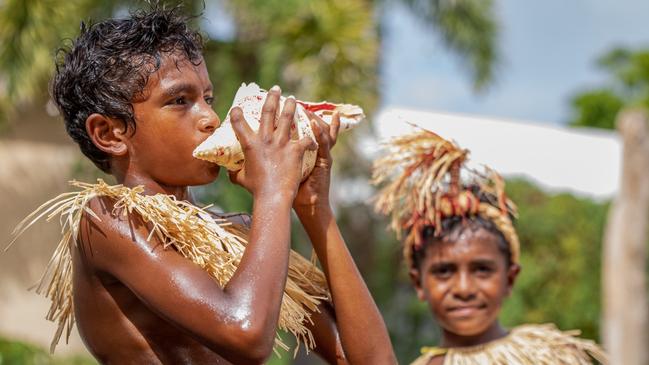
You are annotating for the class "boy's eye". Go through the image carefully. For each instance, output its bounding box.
[474,265,494,277]
[430,265,454,279]
[168,96,187,106]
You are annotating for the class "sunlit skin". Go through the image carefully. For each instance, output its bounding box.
[410,227,520,364]
[73,53,395,364]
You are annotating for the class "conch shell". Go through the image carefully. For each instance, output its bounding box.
[193,83,364,179]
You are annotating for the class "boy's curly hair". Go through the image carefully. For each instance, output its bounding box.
[51,6,204,172]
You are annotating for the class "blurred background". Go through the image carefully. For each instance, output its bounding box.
[1,0,648,364]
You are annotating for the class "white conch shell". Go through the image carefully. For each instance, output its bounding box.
[193,82,365,179]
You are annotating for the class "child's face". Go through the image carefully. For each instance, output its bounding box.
[411,227,519,337]
[125,54,221,186]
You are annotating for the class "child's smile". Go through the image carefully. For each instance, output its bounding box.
[412,226,519,345]
[446,303,488,318]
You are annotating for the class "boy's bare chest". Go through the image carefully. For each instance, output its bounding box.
[73,252,232,364]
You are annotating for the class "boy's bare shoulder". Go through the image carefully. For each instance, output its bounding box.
[83,195,117,219]
[79,195,122,239]
[81,195,138,235]
[77,195,164,270]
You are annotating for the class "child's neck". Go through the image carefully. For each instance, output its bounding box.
[441,321,508,348]
[116,171,192,202]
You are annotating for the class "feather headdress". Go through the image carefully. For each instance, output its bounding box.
[372,126,520,267]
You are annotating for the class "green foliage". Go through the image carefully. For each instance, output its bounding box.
[0,338,48,365]
[501,179,608,340]
[0,337,96,365]
[209,0,379,117]
[569,89,624,129]
[0,0,123,127]
[569,47,649,129]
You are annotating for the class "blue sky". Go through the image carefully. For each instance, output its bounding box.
[381,0,649,125]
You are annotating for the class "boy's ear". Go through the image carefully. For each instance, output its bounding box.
[505,263,521,297]
[409,268,426,301]
[85,113,128,156]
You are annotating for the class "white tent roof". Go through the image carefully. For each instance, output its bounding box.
[367,108,621,200]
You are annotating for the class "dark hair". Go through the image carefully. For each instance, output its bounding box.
[51,5,204,172]
[412,216,513,271]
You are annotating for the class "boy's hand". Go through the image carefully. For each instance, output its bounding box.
[293,111,341,215]
[228,86,317,199]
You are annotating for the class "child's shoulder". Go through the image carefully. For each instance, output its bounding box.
[81,195,141,231]
[78,195,164,266]
[84,194,118,217]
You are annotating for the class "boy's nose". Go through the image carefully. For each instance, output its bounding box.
[199,114,221,133]
[453,272,477,300]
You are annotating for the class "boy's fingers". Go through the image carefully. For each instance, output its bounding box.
[227,169,239,184]
[305,110,330,134]
[260,85,281,138]
[277,96,296,142]
[310,119,327,145]
[297,135,318,152]
[229,107,252,147]
[310,119,321,142]
[306,109,338,148]
[330,111,341,146]
[311,119,331,159]
[228,168,246,187]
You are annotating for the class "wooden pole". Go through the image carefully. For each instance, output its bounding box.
[603,108,649,365]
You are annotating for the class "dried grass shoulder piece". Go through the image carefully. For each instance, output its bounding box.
[412,324,608,365]
[372,126,520,266]
[7,179,330,355]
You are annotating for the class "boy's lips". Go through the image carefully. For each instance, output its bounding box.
[446,304,486,317]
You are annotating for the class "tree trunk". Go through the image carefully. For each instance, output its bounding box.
[603,108,649,365]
